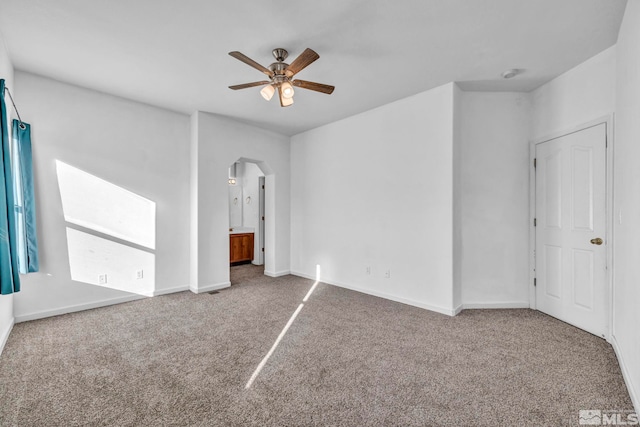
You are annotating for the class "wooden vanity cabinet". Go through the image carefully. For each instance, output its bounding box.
[230,233,254,264]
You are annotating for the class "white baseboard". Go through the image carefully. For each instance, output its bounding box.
[189,282,230,294]
[453,304,463,315]
[290,271,318,281]
[15,285,192,323]
[153,285,189,296]
[0,317,14,356]
[264,270,290,278]
[15,294,146,323]
[610,335,640,415]
[462,301,531,310]
[290,271,457,317]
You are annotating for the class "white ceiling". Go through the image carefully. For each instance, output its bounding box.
[0,0,627,136]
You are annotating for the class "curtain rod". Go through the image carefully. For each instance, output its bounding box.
[3,86,26,130]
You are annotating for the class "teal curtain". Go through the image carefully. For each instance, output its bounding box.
[13,119,38,273]
[0,79,20,294]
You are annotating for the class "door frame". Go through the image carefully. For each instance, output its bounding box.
[528,114,614,340]
[257,175,265,265]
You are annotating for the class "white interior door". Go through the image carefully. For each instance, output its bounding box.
[535,123,607,338]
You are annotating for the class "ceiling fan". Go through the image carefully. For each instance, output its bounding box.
[228,48,335,107]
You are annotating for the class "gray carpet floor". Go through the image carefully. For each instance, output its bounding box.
[0,265,633,426]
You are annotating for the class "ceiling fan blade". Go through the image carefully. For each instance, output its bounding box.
[284,48,319,78]
[229,81,271,90]
[229,51,274,78]
[292,80,335,94]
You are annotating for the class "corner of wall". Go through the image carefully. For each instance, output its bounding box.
[452,84,463,310]
[189,111,199,288]
[0,314,14,355]
[610,335,640,415]
[612,0,640,415]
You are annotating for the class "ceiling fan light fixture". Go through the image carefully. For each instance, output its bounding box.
[280,81,295,99]
[229,48,334,107]
[260,84,275,101]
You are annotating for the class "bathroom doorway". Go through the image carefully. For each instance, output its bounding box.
[228,160,266,267]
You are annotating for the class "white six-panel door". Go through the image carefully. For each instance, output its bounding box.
[535,123,607,338]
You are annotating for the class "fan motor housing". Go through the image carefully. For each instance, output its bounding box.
[269,62,289,76]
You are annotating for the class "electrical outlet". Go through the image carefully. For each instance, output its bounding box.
[136,270,144,279]
[384,270,391,279]
[99,274,107,284]
[366,266,371,275]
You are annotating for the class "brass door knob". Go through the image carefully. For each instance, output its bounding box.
[590,238,603,245]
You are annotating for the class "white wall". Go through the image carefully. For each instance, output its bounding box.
[612,0,640,412]
[530,46,616,139]
[191,111,290,291]
[14,72,191,321]
[291,83,457,315]
[459,91,532,307]
[0,31,15,351]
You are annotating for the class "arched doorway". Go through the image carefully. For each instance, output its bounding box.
[227,157,274,281]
